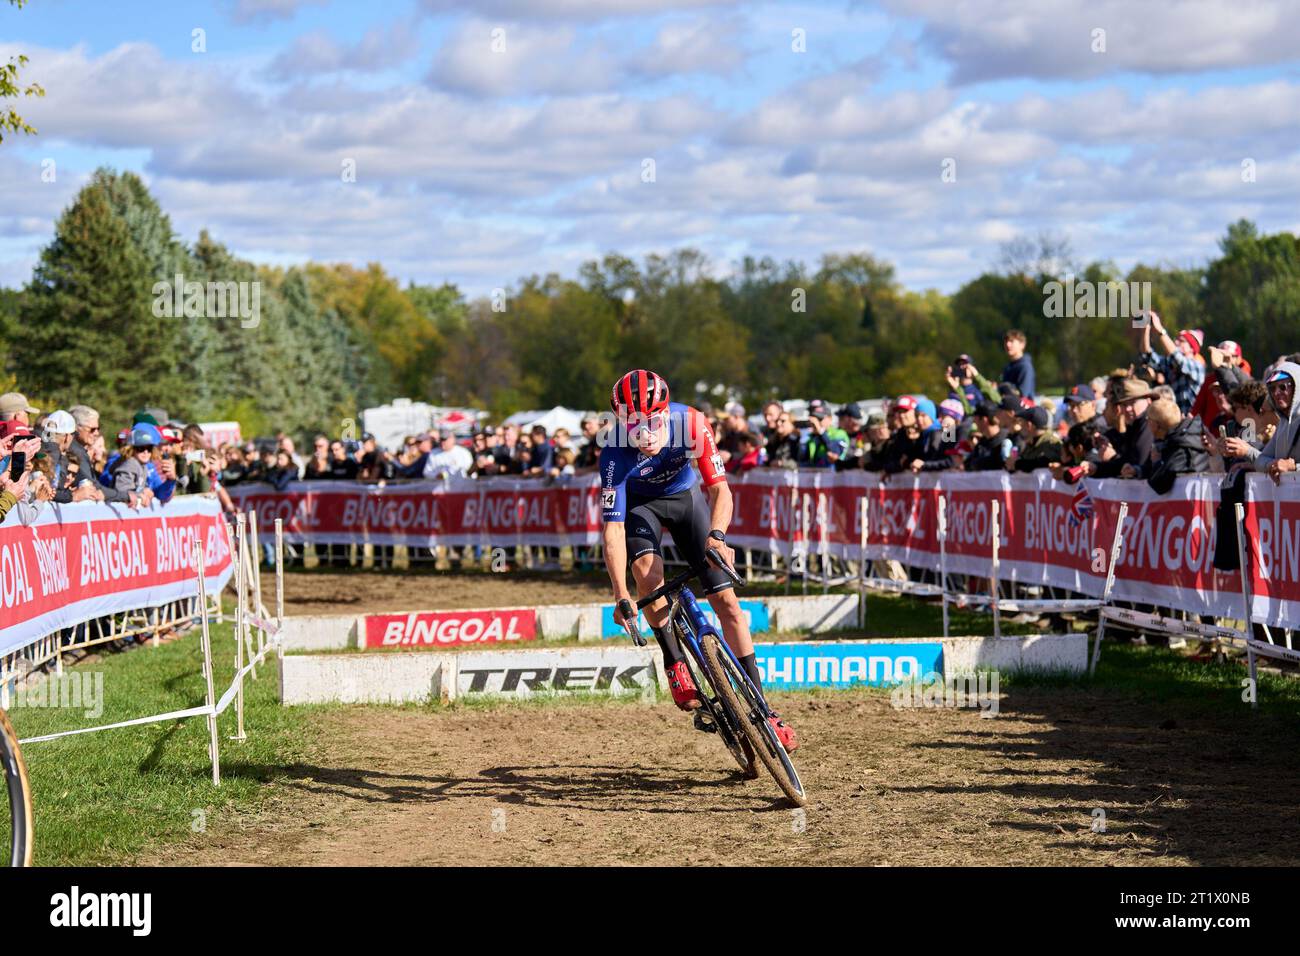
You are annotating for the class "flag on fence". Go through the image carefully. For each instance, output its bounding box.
[1068,484,1094,528]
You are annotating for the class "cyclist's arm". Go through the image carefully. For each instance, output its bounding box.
[603,522,632,610]
[598,446,634,612]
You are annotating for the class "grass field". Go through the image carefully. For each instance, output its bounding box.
[3,591,1298,865]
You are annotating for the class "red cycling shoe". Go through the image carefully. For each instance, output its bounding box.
[767,712,798,752]
[666,660,701,710]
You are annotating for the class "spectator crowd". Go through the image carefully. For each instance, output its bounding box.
[3,313,1298,548]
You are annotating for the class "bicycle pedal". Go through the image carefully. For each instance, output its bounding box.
[692,712,717,734]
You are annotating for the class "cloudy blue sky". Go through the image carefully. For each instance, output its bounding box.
[2,0,1297,296]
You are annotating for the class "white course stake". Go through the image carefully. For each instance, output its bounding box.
[1090,501,1129,676]
[194,543,221,786]
[938,495,950,640]
[248,508,266,656]
[232,514,247,741]
[858,496,868,630]
[990,499,1002,640]
[819,492,830,595]
[1234,502,1259,708]
[275,518,286,663]
[795,494,806,598]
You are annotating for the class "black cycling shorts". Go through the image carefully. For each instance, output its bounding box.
[624,488,733,595]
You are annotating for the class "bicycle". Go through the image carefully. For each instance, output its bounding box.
[617,550,807,806]
[0,706,34,866]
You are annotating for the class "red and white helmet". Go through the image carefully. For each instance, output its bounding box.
[611,369,670,420]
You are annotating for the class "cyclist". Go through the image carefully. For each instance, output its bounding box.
[601,369,798,752]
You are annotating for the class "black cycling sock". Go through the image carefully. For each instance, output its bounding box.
[738,653,764,693]
[651,625,684,666]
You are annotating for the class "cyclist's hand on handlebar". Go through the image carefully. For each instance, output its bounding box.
[612,592,635,627]
[705,536,735,571]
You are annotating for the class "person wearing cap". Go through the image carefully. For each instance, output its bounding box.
[835,403,867,470]
[1190,340,1252,430]
[39,410,98,504]
[1140,310,1205,415]
[880,396,926,475]
[945,355,1000,414]
[800,398,848,468]
[1063,384,1106,432]
[0,391,40,426]
[1252,361,1300,484]
[859,412,891,471]
[107,424,166,509]
[423,426,473,479]
[1091,376,1155,479]
[965,401,1012,471]
[1005,406,1062,472]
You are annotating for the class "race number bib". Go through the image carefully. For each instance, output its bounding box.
[602,489,617,509]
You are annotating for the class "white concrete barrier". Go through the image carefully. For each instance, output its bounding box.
[280,633,1085,705]
[765,595,858,633]
[283,645,665,705]
[281,649,447,705]
[279,615,358,652]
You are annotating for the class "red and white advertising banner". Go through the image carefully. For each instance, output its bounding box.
[362,607,537,649]
[0,496,234,656]
[228,478,604,547]
[1243,476,1300,628]
[227,472,1300,629]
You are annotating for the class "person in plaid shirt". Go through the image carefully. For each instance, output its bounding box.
[1140,310,1206,414]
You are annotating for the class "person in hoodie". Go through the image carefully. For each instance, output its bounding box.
[1252,361,1300,484]
[1128,399,1208,494]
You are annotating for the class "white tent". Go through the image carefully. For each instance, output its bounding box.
[502,406,592,436]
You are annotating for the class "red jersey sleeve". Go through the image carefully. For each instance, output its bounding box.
[686,406,728,487]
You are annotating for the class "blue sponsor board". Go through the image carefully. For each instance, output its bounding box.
[601,600,770,639]
[755,641,943,689]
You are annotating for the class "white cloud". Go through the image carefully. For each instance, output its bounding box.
[267,21,422,79]
[224,0,328,25]
[881,0,1300,82]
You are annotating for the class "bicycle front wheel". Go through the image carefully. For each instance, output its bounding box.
[699,633,806,807]
[0,709,34,867]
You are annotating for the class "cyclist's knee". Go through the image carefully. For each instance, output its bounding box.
[631,551,664,588]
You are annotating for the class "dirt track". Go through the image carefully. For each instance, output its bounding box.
[152,685,1300,867]
[281,570,611,616]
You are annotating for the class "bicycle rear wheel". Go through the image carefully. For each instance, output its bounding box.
[0,709,34,867]
[700,633,806,806]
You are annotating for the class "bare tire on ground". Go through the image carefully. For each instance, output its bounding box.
[0,709,34,867]
[700,633,806,806]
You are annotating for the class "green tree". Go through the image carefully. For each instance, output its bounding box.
[1,0,42,143]
[17,184,184,425]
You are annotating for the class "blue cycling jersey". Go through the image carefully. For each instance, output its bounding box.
[599,402,726,522]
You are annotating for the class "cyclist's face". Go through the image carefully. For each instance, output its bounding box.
[626,411,668,453]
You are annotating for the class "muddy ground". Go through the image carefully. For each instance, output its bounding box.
[151,684,1300,867]
[281,569,612,616]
